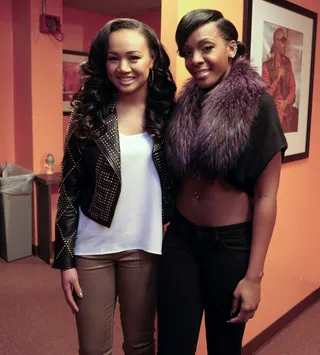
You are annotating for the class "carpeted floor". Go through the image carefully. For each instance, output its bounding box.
[0,256,319,355]
[254,300,320,355]
[0,256,123,355]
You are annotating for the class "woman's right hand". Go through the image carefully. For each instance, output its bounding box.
[61,268,83,313]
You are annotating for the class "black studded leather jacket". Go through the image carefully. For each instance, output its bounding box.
[52,107,177,270]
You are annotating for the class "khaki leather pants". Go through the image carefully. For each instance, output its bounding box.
[75,250,158,355]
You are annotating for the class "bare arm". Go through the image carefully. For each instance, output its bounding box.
[246,151,282,279]
[229,152,282,323]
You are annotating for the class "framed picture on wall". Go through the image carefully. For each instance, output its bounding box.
[243,0,317,163]
[63,50,88,115]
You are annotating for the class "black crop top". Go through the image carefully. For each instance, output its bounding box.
[226,92,288,196]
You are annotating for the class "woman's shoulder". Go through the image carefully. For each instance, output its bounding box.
[254,91,279,125]
[259,91,276,110]
[251,91,287,150]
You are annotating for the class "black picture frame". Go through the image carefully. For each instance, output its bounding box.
[243,0,317,163]
[62,49,88,115]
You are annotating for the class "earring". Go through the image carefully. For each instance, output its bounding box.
[148,68,154,86]
[230,45,238,59]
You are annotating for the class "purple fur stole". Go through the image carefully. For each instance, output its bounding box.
[166,59,266,178]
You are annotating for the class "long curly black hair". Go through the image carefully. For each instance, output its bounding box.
[71,18,176,141]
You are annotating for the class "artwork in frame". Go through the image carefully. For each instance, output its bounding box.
[63,50,88,115]
[243,0,317,163]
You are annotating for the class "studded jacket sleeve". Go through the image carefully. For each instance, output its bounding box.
[52,118,84,270]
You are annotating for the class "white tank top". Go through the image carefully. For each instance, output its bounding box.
[74,132,163,255]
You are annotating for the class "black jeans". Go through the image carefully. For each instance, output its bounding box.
[157,210,252,355]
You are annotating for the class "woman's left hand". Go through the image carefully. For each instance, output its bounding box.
[228,276,261,323]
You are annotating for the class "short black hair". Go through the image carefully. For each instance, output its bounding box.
[176,9,246,59]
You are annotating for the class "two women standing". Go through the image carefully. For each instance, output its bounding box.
[53,9,287,355]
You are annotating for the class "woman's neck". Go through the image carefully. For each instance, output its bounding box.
[117,84,147,108]
[116,87,148,135]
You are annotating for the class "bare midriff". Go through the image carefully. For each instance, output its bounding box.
[176,177,253,227]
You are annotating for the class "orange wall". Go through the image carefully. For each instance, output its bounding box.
[12,0,33,171]
[30,0,63,175]
[134,10,161,38]
[0,0,15,164]
[63,7,114,53]
[63,7,161,53]
[161,0,320,350]
[242,0,320,344]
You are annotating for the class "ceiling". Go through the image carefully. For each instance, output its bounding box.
[63,0,161,16]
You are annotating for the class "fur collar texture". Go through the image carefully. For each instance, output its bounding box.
[166,59,266,178]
